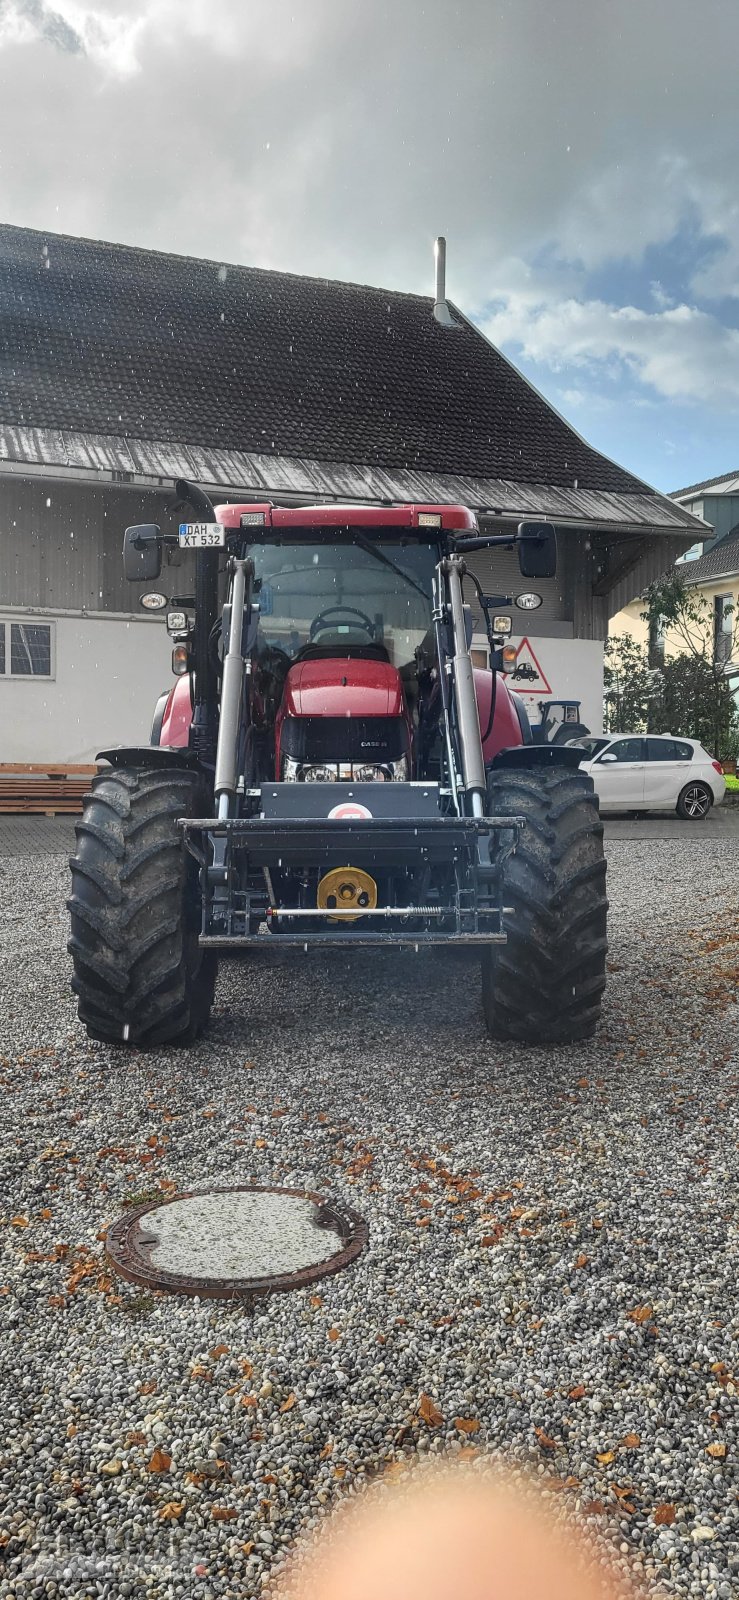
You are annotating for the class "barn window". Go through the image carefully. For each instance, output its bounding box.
[0,620,55,679]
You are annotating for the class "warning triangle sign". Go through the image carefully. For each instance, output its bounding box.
[508,638,552,696]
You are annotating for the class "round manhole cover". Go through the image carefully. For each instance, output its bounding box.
[106,1186,368,1299]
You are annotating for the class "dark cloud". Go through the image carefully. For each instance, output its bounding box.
[9,0,84,53]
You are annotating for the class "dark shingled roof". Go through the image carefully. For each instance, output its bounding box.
[677,529,739,584]
[0,223,647,494]
[671,469,739,499]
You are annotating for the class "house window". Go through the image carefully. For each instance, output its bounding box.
[714,594,734,668]
[648,615,666,667]
[0,620,55,679]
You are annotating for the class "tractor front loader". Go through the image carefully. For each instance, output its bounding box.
[68,485,607,1047]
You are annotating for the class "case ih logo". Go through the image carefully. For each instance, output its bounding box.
[328,802,373,820]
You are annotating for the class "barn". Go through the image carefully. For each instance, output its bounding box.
[0,223,705,761]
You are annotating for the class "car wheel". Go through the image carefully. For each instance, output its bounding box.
[676,782,713,821]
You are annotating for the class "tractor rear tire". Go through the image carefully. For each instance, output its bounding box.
[68,766,217,1047]
[482,763,608,1044]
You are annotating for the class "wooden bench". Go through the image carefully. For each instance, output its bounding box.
[0,764,99,815]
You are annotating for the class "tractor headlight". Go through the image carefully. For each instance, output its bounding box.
[353,763,388,782]
[302,764,339,782]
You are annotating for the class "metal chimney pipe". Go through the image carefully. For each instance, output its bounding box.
[433,236,457,329]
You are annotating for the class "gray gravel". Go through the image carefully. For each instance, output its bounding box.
[1,837,738,1599]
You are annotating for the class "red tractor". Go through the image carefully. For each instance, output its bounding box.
[67,483,607,1047]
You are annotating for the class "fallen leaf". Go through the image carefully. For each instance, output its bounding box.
[574,1253,589,1269]
[146,1449,172,1474]
[654,1503,676,1526]
[706,1442,727,1459]
[39,1208,52,1220]
[534,1427,557,1450]
[159,1502,185,1522]
[47,1294,67,1309]
[592,1218,603,1230]
[418,1393,444,1428]
[209,1344,230,1360]
[596,1450,616,1465]
[125,1431,147,1448]
[254,1139,267,1149]
[310,1295,323,1308]
[10,1216,28,1228]
[333,1465,346,1479]
[190,1365,211,1381]
[211,1507,238,1522]
[627,1305,653,1325]
[319,1441,334,1460]
[327,1328,340,1342]
[621,1434,641,1449]
[480,1228,505,1247]
[454,1417,480,1435]
[280,1394,297,1413]
[139,1381,157,1395]
[240,1360,253,1378]
[240,1395,257,1409]
[583,1500,605,1515]
[568,1385,587,1401]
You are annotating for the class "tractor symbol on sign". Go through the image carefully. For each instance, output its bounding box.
[512,661,538,682]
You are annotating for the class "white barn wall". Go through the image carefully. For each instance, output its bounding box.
[0,611,172,763]
[508,636,605,735]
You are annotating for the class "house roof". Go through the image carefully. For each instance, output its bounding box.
[671,469,739,499]
[0,223,702,535]
[678,529,739,584]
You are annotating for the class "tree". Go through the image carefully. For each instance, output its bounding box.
[641,575,739,758]
[603,634,660,733]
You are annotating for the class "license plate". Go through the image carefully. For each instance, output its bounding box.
[178,523,225,549]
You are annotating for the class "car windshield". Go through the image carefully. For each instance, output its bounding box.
[573,736,610,756]
[249,536,437,669]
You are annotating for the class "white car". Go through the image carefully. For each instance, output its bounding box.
[573,734,726,819]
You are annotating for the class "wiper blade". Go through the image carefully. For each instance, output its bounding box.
[351,532,430,603]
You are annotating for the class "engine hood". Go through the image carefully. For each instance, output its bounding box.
[283,657,405,718]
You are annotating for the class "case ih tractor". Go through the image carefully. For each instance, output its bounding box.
[67,482,607,1048]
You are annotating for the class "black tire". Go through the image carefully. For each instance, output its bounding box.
[482,763,608,1043]
[67,766,217,1047]
[676,782,713,821]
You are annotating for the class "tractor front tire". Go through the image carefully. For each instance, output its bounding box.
[482,763,608,1043]
[68,766,217,1047]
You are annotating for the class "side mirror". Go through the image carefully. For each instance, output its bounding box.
[123,524,163,582]
[517,520,557,579]
[599,752,617,763]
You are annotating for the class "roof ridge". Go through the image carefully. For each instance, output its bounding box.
[671,468,739,497]
[0,220,433,304]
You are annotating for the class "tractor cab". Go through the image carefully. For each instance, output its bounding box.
[531,699,591,747]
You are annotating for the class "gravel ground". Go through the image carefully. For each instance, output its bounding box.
[1,838,738,1599]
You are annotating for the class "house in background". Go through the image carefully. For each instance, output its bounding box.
[0,224,705,762]
[611,470,739,674]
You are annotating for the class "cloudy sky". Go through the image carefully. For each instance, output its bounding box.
[1,0,737,491]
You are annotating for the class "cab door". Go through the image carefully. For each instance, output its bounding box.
[591,736,646,811]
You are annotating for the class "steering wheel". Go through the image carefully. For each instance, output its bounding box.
[309,606,376,642]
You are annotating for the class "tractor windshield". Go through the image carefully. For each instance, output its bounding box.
[250,536,437,670]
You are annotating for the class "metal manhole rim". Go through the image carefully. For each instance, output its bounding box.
[105,1183,369,1300]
